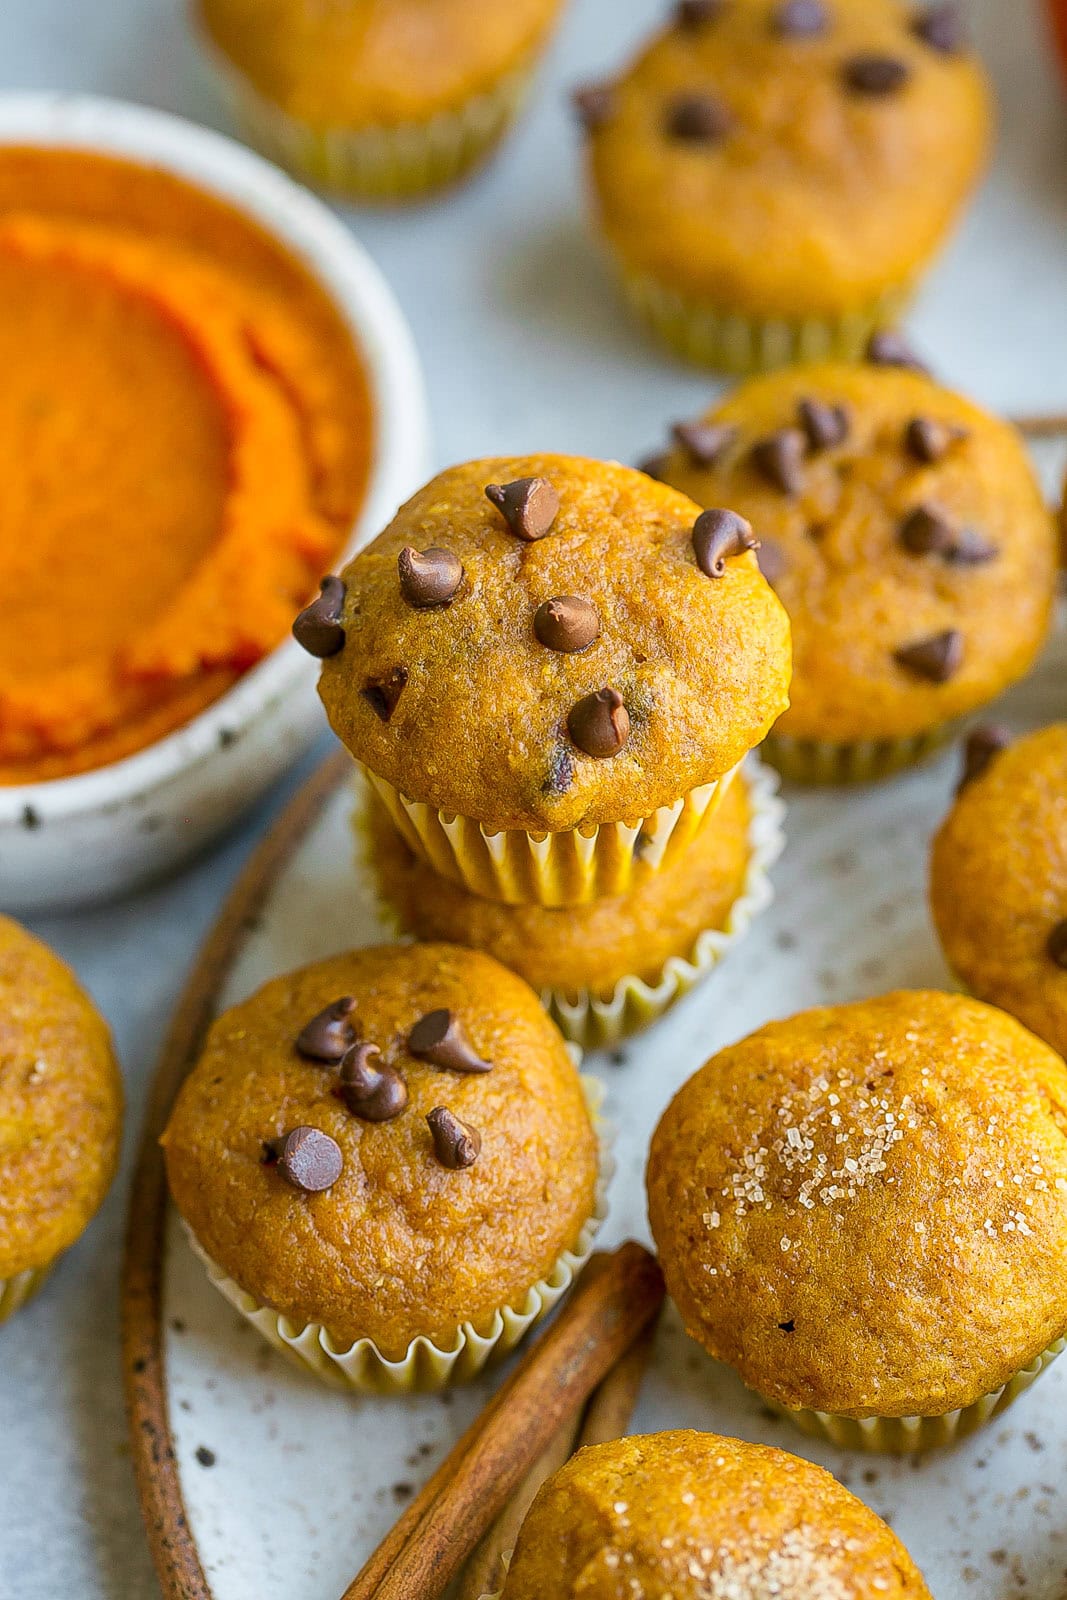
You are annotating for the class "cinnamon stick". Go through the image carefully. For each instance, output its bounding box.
[338,1241,664,1600]
[576,1310,659,1450]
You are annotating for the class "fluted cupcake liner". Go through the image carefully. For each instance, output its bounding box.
[0,1263,53,1323]
[180,1076,612,1396]
[763,722,965,786]
[361,762,739,908]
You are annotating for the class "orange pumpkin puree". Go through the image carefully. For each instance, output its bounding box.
[0,148,372,784]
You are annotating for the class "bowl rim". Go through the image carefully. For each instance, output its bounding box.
[0,91,429,823]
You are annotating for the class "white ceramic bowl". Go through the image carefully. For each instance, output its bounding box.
[0,94,430,914]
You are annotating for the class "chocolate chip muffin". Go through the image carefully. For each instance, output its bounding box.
[0,915,123,1320]
[501,1431,932,1599]
[654,359,1056,781]
[162,943,602,1391]
[300,455,790,903]
[575,0,992,369]
[647,990,1067,1451]
[931,724,1067,1060]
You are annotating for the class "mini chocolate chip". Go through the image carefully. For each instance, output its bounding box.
[340,1043,408,1122]
[692,507,759,578]
[664,92,734,143]
[398,546,463,609]
[427,1107,481,1170]
[485,478,560,542]
[277,1127,343,1192]
[295,997,356,1063]
[843,54,911,95]
[946,528,998,566]
[773,0,828,37]
[756,538,787,586]
[866,330,929,372]
[798,398,850,451]
[534,596,600,653]
[905,416,968,463]
[408,1009,492,1074]
[543,745,574,796]
[676,0,724,26]
[957,724,1012,792]
[637,450,670,482]
[893,629,963,682]
[21,806,40,830]
[572,82,616,132]
[293,575,346,658]
[568,688,631,759]
[752,429,806,495]
[195,1447,216,1468]
[912,3,966,54]
[1047,920,1067,970]
[672,420,738,467]
[900,504,956,556]
[778,1319,796,1332]
[361,667,408,723]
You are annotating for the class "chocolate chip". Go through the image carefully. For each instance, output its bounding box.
[957,724,1012,792]
[485,478,560,542]
[798,398,849,451]
[292,575,346,658]
[573,82,616,132]
[912,3,966,54]
[752,429,806,495]
[534,596,600,654]
[398,546,463,609]
[664,92,734,143]
[900,504,956,557]
[778,1319,796,1332]
[637,451,670,482]
[277,1127,343,1192]
[427,1107,481,1170]
[295,997,356,1063]
[843,54,911,95]
[757,538,787,586]
[893,629,964,682]
[568,688,631,758]
[543,745,574,796]
[946,528,998,566]
[1047,920,1067,970]
[692,508,759,578]
[408,1009,492,1074]
[672,420,737,467]
[676,0,724,26]
[773,0,828,37]
[361,667,408,723]
[339,1043,408,1122]
[905,416,968,463]
[866,330,929,372]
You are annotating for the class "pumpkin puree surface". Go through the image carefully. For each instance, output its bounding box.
[0,148,372,784]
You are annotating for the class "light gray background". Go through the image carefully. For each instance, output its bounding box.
[0,2,1065,1597]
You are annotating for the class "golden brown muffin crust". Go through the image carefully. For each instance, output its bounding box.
[502,1431,931,1599]
[659,364,1056,744]
[162,943,598,1357]
[319,456,791,831]
[931,725,1067,1060]
[647,991,1067,1418]
[0,914,123,1278]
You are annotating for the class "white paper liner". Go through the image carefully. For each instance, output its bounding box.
[0,1262,53,1323]
[763,722,965,786]
[181,1075,613,1395]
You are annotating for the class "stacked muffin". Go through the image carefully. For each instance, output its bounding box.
[295,454,792,1043]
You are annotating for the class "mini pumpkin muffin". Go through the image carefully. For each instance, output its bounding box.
[366,759,784,1047]
[162,942,602,1392]
[500,1431,931,1599]
[931,724,1067,1059]
[195,0,566,201]
[647,990,1067,1452]
[576,0,992,370]
[655,360,1057,781]
[0,915,123,1320]
[300,454,791,904]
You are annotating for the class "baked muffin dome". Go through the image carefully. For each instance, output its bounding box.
[501,1431,931,1599]
[162,943,599,1358]
[316,455,790,831]
[0,914,123,1287]
[647,990,1067,1421]
[931,725,1067,1060]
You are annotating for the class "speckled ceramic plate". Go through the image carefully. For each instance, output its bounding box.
[124,478,1067,1600]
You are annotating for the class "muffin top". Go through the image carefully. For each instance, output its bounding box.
[579,0,991,315]
[367,767,755,997]
[161,943,598,1358]
[314,456,790,831]
[647,990,1067,1417]
[502,1430,931,1599]
[197,0,562,127]
[656,362,1056,744]
[931,724,1067,1061]
[0,915,123,1279]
